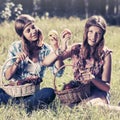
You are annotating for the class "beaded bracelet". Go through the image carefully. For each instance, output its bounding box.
[14,62,19,66]
[54,48,64,57]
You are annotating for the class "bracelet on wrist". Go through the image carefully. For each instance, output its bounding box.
[14,62,19,66]
[54,48,64,57]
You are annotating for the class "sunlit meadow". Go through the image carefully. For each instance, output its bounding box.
[0,17,120,120]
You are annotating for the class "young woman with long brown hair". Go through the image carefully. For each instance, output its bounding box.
[1,14,64,113]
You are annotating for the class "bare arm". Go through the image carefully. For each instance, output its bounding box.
[91,53,112,92]
[43,46,72,66]
[43,29,72,66]
[5,62,19,80]
[42,30,61,66]
[5,52,27,80]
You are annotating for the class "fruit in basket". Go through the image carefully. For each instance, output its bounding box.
[16,80,27,85]
[25,77,42,85]
[16,77,42,85]
[62,80,81,90]
[63,84,71,90]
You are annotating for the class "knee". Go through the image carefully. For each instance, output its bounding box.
[36,87,56,102]
[41,87,56,97]
[86,97,108,106]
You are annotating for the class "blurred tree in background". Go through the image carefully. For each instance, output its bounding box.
[0,0,23,22]
[0,0,120,25]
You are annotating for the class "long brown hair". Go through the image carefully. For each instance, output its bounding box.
[81,15,107,61]
[15,14,43,57]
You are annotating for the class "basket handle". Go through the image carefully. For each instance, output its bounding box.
[53,64,73,92]
[0,56,37,86]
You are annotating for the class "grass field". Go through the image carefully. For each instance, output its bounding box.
[0,17,120,120]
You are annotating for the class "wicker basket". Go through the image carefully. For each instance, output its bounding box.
[54,65,91,104]
[0,57,40,97]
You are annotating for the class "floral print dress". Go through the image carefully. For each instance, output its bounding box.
[70,43,112,103]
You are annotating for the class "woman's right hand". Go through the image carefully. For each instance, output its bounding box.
[48,30,59,50]
[16,52,27,63]
[80,71,95,84]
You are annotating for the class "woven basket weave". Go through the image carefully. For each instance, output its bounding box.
[0,57,40,97]
[54,65,91,104]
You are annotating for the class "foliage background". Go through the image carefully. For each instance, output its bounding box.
[0,0,120,119]
[0,0,120,25]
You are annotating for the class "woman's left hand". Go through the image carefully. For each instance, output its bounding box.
[60,28,72,51]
